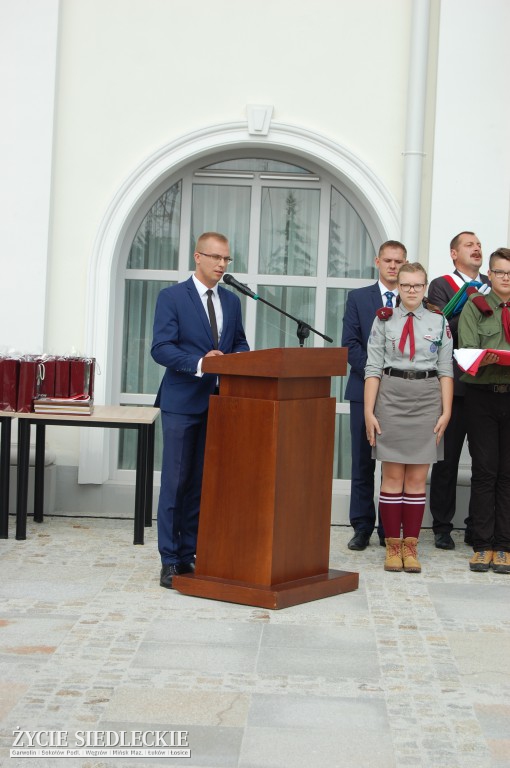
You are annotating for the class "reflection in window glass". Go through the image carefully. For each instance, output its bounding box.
[190,185,251,271]
[223,284,247,316]
[202,158,312,174]
[120,157,380,488]
[326,287,350,402]
[328,186,376,278]
[259,188,320,276]
[121,280,173,395]
[127,182,181,270]
[119,413,163,472]
[333,413,352,480]
[255,285,315,349]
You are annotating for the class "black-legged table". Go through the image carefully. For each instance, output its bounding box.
[0,406,159,544]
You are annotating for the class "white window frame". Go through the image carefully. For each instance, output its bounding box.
[80,123,400,491]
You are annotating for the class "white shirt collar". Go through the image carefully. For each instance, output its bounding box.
[456,269,481,283]
[378,281,398,298]
[192,274,218,297]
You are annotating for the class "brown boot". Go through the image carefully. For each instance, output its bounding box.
[402,537,421,573]
[384,538,403,572]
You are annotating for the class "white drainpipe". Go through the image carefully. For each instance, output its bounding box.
[401,0,431,255]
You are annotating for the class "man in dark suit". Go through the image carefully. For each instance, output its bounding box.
[341,240,407,550]
[428,231,490,550]
[151,232,250,588]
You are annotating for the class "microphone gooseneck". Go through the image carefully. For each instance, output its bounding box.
[223,274,257,299]
[222,273,333,346]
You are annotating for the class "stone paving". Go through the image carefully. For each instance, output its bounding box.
[0,516,509,768]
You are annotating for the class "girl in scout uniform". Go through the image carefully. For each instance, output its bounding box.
[364,263,454,572]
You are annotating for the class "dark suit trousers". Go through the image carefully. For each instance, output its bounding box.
[157,409,208,565]
[349,401,381,535]
[465,387,510,551]
[429,395,471,533]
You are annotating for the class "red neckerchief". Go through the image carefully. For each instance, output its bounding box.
[399,313,415,359]
[499,302,510,343]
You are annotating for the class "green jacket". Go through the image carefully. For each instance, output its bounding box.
[458,290,510,385]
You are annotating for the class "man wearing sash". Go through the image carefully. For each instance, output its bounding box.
[428,232,490,550]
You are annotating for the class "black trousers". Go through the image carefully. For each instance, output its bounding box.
[348,401,384,537]
[465,386,510,552]
[429,395,471,533]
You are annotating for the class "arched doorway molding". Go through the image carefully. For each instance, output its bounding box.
[80,121,400,482]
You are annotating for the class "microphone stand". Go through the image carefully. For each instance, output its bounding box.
[225,277,333,347]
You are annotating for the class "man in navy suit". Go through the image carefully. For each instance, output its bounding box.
[151,232,249,588]
[341,240,407,550]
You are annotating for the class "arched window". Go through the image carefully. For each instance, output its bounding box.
[117,153,377,490]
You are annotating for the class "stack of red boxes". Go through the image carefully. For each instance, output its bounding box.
[0,355,96,415]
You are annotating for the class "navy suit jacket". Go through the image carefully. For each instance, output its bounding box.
[151,277,249,414]
[341,282,382,403]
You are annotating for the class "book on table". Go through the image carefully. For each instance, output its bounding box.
[32,396,94,415]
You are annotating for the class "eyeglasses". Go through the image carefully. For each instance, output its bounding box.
[399,283,426,292]
[490,269,510,279]
[197,251,233,265]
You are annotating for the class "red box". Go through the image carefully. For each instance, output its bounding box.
[38,356,56,398]
[17,358,39,412]
[54,358,70,397]
[69,357,95,399]
[89,358,96,400]
[0,357,19,411]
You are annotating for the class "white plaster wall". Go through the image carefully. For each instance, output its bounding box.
[428,0,510,278]
[46,0,412,354]
[4,0,509,479]
[0,0,59,353]
[44,0,412,464]
[4,0,507,526]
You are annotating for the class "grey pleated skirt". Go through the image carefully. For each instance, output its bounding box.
[371,373,444,463]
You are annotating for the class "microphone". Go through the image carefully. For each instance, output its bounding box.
[224,273,333,345]
[223,273,257,299]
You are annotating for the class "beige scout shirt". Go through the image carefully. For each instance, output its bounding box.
[365,303,453,379]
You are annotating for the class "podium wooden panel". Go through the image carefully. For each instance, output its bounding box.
[173,348,358,609]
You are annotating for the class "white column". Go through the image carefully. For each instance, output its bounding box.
[0,0,59,353]
[428,0,510,278]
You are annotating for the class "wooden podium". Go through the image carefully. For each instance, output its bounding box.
[173,347,358,609]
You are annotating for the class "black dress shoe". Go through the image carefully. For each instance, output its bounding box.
[160,564,181,589]
[348,531,371,551]
[434,532,455,550]
[464,529,474,546]
[379,536,386,547]
[178,561,195,574]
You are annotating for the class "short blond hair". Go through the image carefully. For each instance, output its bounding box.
[195,232,229,252]
[398,261,428,284]
[378,240,407,258]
